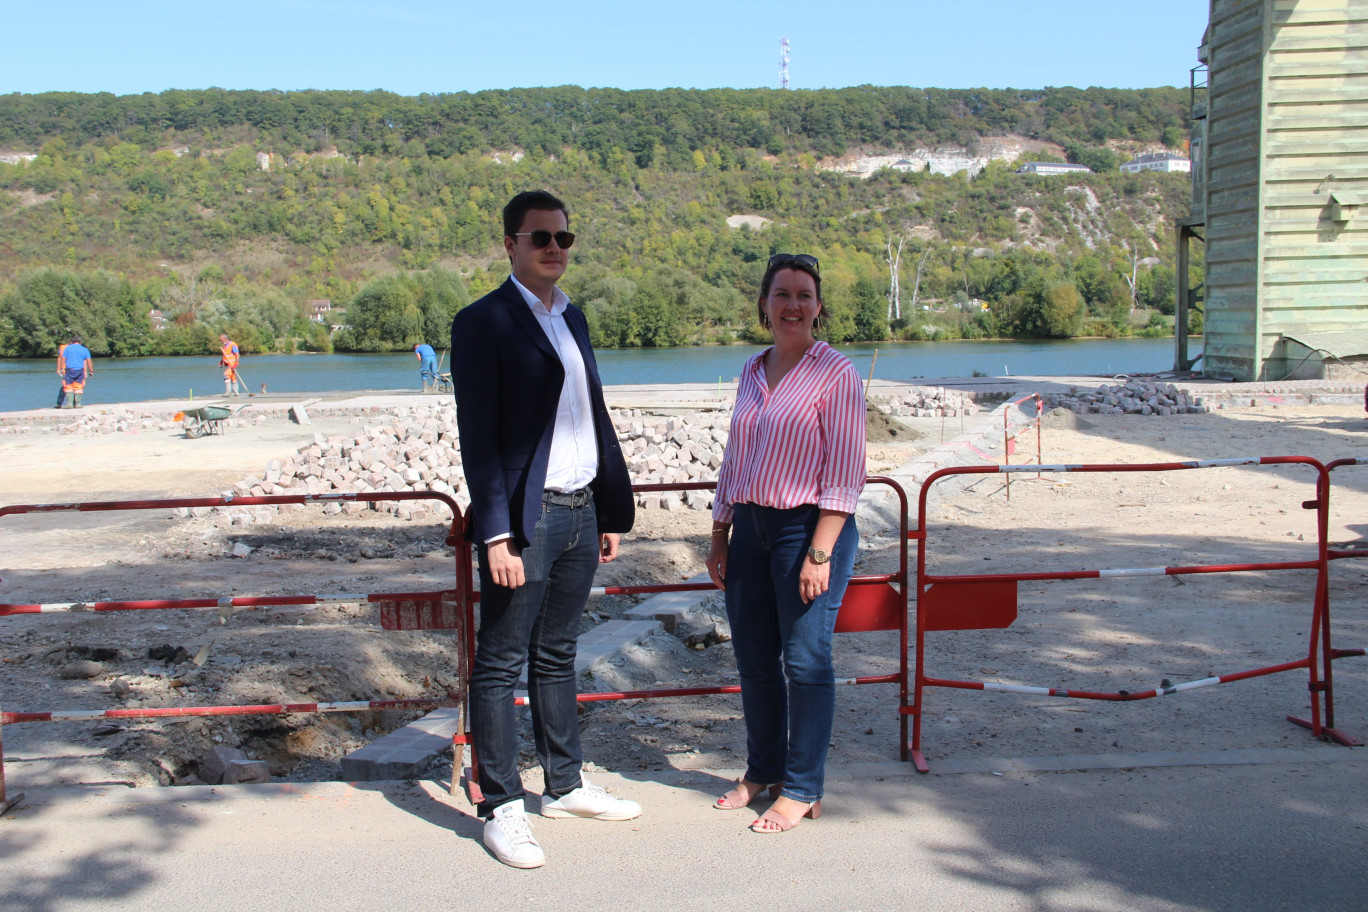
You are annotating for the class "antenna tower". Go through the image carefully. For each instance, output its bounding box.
[780,38,790,90]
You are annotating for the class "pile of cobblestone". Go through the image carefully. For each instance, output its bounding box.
[194,405,733,528]
[1043,380,1209,416]
[872,386,978,418]
[619,409,727,512]
[0,408,186,435]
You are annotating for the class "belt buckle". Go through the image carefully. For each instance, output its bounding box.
[545,488,591,508]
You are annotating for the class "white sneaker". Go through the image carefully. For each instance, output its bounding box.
[483,800,544,868]
[541,775,642,821]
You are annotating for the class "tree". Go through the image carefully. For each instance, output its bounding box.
[885,235,904,321]
[335,276,420,351]
[1016,280,1085,338]
[1065,143,1119,173]
[852,275,888,342]
[411,267,469,347]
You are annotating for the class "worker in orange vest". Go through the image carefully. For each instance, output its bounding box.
[218,334,243,397]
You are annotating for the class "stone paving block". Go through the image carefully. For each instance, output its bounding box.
[623,572,713,633]
[340,707,462,781]
[513,619,665,686]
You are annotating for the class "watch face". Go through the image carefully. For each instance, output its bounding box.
[809,548,829,564]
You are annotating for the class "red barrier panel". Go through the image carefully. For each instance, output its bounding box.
[910,456,1364,772]
[0,491,475,807]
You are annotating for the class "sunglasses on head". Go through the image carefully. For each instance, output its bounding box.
[514,230,576,249]
[768,253,819,274]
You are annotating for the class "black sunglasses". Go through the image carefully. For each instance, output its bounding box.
[768,253,819,274]
[514,230,576,249]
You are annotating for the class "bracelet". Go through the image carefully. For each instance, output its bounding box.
[710,528,729,537]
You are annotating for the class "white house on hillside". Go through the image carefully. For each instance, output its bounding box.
[1016,161,1092,175]
[1121,152,1191,174]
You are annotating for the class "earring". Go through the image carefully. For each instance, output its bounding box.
[760,313,772,328]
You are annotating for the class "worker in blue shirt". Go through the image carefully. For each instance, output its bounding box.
[56,334,93,408]
[414,342,439,392]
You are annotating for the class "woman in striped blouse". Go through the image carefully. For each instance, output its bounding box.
[705,253,866,833]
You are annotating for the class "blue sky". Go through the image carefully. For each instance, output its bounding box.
[6,1,1209,95]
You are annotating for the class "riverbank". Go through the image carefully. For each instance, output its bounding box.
[0,337,1181,412]
[1,372,1363,433]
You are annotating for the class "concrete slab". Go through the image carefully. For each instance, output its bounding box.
[339,708,462,781]
[623,572,713,632]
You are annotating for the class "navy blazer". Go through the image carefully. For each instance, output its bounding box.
[450,278,635,549]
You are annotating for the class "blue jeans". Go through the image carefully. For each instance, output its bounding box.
[724,504,858,803]
[470,494,600,816]
[419,358,438,382]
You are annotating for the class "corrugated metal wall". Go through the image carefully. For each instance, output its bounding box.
[1260,0,1368,379]
[1200,0,1368,380]
[1203,0,1265,379]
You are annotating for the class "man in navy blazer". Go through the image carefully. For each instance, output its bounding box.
[451,190,638,869]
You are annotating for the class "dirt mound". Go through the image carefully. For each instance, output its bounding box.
[1039,406,1095,430]
[866,406,923,442]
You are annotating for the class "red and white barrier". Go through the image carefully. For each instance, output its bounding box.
[909,455,1364,772]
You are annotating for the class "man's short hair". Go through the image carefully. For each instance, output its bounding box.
[503,190,569,237]
[70,334,82,343]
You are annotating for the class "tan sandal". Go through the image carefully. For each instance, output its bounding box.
[712,780,782,810]
[750,799,821,833]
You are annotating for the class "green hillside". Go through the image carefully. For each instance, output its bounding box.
[0,86,1200,358]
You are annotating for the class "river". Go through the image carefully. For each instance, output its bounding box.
[0,337,1186,413]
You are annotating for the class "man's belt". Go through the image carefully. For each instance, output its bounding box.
[542,488,593,508]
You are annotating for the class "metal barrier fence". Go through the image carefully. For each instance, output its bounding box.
[909,456,1365,772]
[1319,458,1368,745]
[0,491,475,812]
[7,458,1360,803]
[1003,394,1043,501]
[0,478,915,810]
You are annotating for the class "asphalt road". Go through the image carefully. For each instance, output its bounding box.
[3,748,1365,912]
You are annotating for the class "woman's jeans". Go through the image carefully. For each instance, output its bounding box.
[469,495,600,816]
[725,504,858,803]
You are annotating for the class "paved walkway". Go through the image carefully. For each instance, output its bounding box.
[4,747,1365,912]
[2,373,1364,424]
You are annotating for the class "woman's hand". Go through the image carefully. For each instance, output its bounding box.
[707,537,728,591]
[799,556,831,604]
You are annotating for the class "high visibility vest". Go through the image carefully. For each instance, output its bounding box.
[221,341,240,367]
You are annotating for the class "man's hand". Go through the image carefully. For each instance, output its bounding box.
[486,539,525,589]
[599,533,620,563]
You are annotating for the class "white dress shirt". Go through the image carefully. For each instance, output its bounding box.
[511,275,599,494]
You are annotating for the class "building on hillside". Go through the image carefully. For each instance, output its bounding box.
[148,309,168,331]
[1120,152,1191,173]
[1176,0,1368,380]
[1015,161,1093,175]
[308,299,332,324]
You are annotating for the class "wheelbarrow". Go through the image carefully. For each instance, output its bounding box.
[435,372,453,394]
[173,405,241,438]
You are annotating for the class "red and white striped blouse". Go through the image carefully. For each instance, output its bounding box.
[713,341,866,523]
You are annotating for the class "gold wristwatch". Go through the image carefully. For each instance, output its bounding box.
[807,547,830,564]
